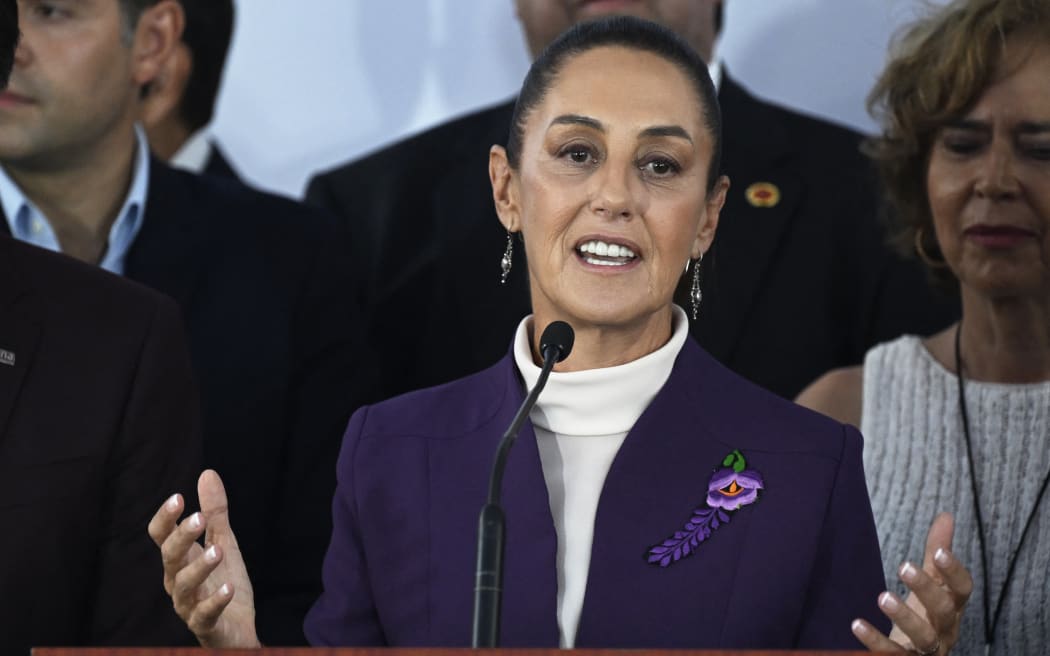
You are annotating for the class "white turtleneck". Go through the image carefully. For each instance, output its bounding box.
[512,306,690,647]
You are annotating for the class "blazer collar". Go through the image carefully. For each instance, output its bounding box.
[123,159,207,310]
[718,72,793,166]
[426,350,560,646]
[0,234,20,309]
[483,340,751,647]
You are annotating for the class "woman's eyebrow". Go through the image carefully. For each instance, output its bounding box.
[945,119,1050,135]
[549,114,604,131]
[640,125,693,143]
[548,116,693,143]
[1017,121,1050,135]
[944,119,990,132]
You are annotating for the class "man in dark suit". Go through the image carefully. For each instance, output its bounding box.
[306,0,958,401]
[0,4,198,651]
[0,0,367,644]
[0,236,201,654]
[141,0,240,180]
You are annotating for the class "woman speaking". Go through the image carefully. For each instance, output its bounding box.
[151,16,960,651]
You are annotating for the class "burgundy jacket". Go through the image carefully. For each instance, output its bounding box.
[0,237,199,652]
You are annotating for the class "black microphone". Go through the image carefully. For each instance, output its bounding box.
[472,320,574,648]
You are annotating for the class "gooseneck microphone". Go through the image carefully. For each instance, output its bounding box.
[472,320,574,648]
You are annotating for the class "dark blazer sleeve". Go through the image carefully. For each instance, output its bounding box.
[303,405,386,647]
[795,424,889,646]
[91,295,200,645]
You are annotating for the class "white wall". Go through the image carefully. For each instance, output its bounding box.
[211,0,942,199]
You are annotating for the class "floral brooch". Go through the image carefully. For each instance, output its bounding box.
[647,449,764,568]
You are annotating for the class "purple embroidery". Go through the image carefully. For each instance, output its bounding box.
[706,468,764,510]
[647,449,763,568]
[646,507,732,567]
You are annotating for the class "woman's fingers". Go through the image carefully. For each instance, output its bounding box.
[147,475,259,648]
[858,515,969,654]
[186,582,236,638]
[899,561,957,631]
[148,493,183,548]
[878,590,941,654]
[932,547,973,609]
[851,618,905,652]
[198,470,236,541]
[171,543,225,616]
[896,552,970,650]
[159,511,206,590]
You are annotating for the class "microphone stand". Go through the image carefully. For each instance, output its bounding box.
[471,322,572,647]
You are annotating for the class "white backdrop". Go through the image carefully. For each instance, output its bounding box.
[211,0,942,198]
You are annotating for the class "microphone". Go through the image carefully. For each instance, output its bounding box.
[472,320,574,648]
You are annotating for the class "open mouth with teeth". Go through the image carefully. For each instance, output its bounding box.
[576,239,639,267]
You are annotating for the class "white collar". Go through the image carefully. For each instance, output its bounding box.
[708,46,723,91]
[169,127,213,174]
[513,306,690,436]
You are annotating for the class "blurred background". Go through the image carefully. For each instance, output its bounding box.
[213,0,943,198]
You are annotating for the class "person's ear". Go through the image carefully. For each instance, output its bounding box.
[130,0,185,89]
[693,174,729,257]
[140,41,190,129]
[490,145,522,233]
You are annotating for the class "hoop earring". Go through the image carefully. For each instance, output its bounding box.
[914,227,948,269]
[690,254,703,320]
[500,232,514,284]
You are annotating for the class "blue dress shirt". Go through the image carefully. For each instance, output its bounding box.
[0,125,151,275]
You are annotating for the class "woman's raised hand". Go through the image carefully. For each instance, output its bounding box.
[148,469,261,648]
[852,512,973,655]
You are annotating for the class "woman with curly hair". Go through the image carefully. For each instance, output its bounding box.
[800,0,1050,653]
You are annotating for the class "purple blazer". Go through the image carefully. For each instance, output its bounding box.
[305,337,889,648]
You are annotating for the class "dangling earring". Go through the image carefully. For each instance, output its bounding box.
[500,232,514,284]
[914,227,948,269]
[690,254,703,320]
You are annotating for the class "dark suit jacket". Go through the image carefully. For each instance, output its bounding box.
[304,337,889,647]
[1,162,370,645]
[306,75,958,401]
[0,237,199,653]
[203,141,241,181]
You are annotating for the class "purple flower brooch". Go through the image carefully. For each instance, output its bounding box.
[647,449,764,567]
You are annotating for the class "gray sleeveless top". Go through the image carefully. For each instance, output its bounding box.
[861,336,1050,655]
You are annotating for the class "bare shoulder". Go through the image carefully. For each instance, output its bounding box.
[794,366,864,428]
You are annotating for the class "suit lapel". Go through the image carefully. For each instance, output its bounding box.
[484,357,559,646]
[0,204,11,238]
[426,355,559,646]
[124,160,206,310]
[203,143,240,182]
[575,340,754,648]
[0,239,41,438]
[694,75,802,363]
[500,419,561,646]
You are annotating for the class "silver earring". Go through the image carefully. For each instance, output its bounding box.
[690,254,703,320]
[500,232,514,284]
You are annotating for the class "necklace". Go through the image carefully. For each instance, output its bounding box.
[954,324,1050,654]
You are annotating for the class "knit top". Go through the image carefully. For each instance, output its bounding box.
[861,335,1050,655]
